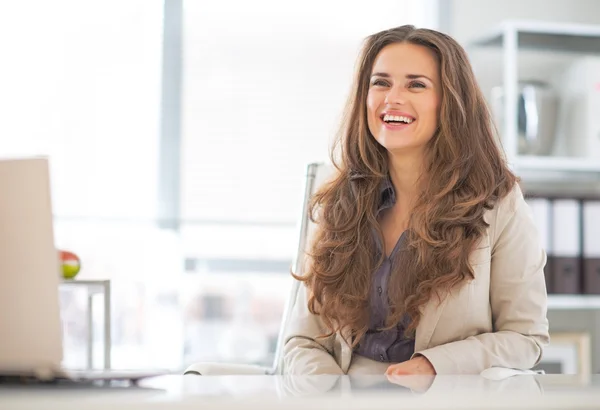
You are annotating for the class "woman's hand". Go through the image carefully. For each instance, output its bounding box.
[385,356,436,393]
[385,355,436,376]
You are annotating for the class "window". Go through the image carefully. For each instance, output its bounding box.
[0,0,180,370]
[0,0,163,219]
[0,0,437,370]
[179,0,438,367]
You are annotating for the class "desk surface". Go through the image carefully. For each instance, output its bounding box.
[1,374,600,409]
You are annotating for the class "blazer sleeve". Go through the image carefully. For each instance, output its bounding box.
[282,281,345,375]
[415,186,550,374]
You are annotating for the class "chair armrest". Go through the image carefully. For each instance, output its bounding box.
[184,362,271,376]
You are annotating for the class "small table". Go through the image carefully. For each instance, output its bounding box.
[60,280,111,370]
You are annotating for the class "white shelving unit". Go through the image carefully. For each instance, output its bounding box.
[470,21,600,310]
[468,20,600,175]
[548,295,600,310]
[515,156,600,174]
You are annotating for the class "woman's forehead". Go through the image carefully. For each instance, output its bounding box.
[370,43,439,79]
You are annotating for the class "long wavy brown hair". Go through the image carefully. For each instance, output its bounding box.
[293,25,518,346]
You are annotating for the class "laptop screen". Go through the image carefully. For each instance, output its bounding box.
[0,157,64,375]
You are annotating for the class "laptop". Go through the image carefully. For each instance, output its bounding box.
[0,157,168,382]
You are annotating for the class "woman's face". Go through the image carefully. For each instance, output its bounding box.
[366,42,441,158]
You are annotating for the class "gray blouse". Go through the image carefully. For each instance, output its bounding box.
[353,177,415,363]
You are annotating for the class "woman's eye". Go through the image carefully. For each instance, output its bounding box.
[371,79,389,87]
[409,81,426,89]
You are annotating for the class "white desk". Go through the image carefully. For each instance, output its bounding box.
[1,374,599,409]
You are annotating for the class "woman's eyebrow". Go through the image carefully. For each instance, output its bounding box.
[406,73,433,82]
[370,72,433,82]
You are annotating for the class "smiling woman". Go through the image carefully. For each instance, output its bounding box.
[284,24,549,376]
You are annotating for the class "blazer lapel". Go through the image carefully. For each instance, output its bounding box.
[414,292,451,353]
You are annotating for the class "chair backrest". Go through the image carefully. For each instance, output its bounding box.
[269,162,334,374]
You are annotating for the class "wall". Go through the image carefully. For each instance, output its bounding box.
[445,0,600,374]
[448,0,600,43]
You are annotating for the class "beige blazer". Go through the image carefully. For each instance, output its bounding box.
[283,184,550,375]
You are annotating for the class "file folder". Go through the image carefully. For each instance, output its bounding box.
[551,199,582,294]
[582,200,600,294]
[526,197,554,294]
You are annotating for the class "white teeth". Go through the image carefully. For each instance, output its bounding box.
[383,114,414,124]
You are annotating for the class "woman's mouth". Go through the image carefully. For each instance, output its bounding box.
[380,113,416,130]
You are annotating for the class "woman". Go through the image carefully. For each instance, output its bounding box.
[282,25,549,376]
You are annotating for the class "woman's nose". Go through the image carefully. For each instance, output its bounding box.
[384,86,407,105]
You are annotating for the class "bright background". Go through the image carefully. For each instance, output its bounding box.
[3,0,600,373]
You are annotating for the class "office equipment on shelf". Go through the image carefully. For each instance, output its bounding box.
[551,199,582,294]
[582,200,600,294]
[468,21,600,175]
[554,57,600,160]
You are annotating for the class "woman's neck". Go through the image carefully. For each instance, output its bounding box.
[387,153,424,209]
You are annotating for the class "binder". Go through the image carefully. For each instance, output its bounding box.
[551,199,582,294]
[526,197,553,294]
[582,200,600,294]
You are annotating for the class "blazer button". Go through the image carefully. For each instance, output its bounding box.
[379,354,385,361]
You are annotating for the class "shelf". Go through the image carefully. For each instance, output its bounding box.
[469,20,600,53]
[548,295,600,310]
[513,156,600,174]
